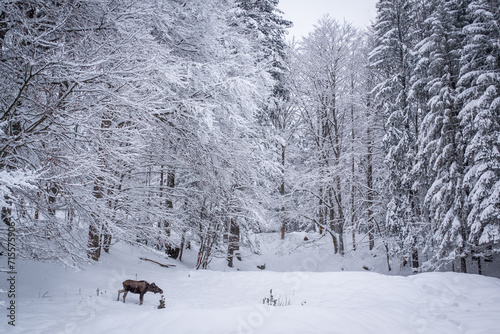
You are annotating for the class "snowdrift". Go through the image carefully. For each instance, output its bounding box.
[1,234,500,333]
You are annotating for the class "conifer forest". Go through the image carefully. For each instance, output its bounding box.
[1,0,499,276]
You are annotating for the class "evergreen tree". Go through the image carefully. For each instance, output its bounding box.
[413,0,472,272]
[458,0,500,270]
[370,0,423,269]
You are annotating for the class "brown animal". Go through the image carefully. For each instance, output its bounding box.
[117,280,163,305]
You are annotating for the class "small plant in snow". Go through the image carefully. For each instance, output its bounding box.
[263,289,291,307]
[96,288,106,296]
[158,295,166,309]
[39,290,50,298]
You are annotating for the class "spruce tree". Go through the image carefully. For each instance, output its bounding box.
[370,0,423,269]
[458,0,500,270]
[415,0,472,272]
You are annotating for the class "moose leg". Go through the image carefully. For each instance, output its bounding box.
[122,290,128,303]
[139,293,144,305]
[117,289,125,301]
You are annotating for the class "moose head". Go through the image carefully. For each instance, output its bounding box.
[147,282,163,294]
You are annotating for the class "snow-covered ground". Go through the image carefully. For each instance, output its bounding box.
[1,233,500,333]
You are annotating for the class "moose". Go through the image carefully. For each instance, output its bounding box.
[117,279,163,305]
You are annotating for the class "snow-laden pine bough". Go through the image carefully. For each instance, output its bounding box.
[117,280,163,305]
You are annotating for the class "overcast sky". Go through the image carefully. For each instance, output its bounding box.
[277,0,378,40]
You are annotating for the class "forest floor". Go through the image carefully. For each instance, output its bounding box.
[1,232,500,333]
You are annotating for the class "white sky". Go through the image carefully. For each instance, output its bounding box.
[277,0,378,40]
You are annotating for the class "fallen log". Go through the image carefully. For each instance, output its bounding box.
[140,257,176,268]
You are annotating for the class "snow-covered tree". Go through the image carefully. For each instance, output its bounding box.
[143,0,275,269]
[0,0,136,263]
[356,30,393,266]
[458,0,500,272]
[411,0,472,272]
[370,0,424,269]
[234,0,293,240]
[0,0,275,266]
[370,0,499,274]
[289,16,360,256]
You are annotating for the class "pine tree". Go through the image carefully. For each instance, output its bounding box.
[458,0,500,270]
[370,0,423,269]
[412,0,472,272]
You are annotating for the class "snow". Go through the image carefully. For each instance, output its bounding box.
[0,169,36,207]
[479,224,500,245]
[2,233,500,334]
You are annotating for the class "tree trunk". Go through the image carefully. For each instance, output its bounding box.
[318,186,325,235]
[374,219,391,271]
[197,227,216,270]
[101,226,112,254]
[227,218,240,267]
[366,120,375,251]
[368,224,375,251]
[350,73,356,252]
[460,255,467,273]
[327,230,338,254]
[88,218,101,261]
[102,236,111,253]
[88,115,112,261]
[179,231,186,262]
[47,182,58,216]
[338,224,344,256]
[88,176,104,261]
[334,179,345,256]
[280,144,286,240]
[412,247,419,270]
[459,226,468,273]
[102,223,112,253]
[164,168,175,254]
[196,200,218,270]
